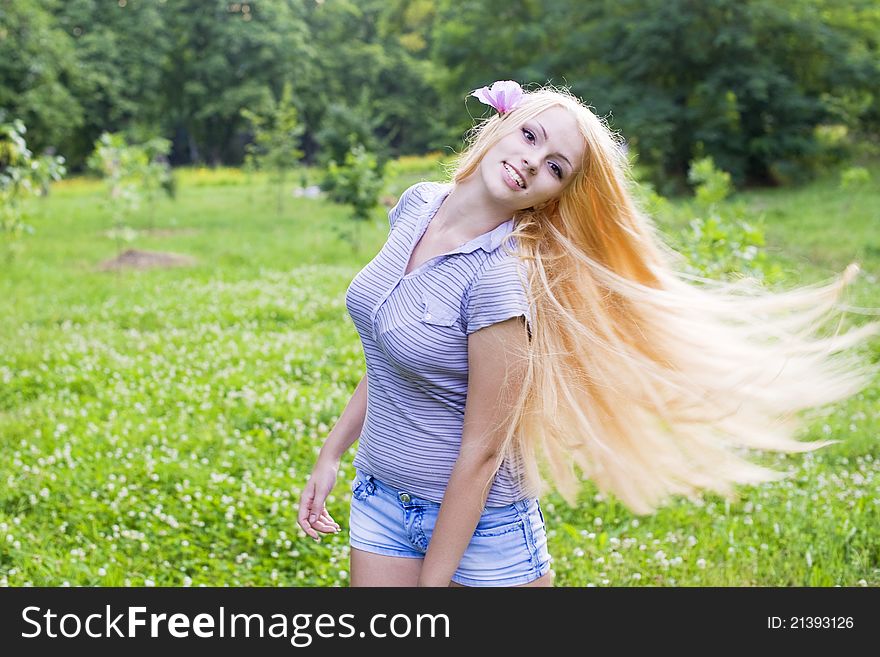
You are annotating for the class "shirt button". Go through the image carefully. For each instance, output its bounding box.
[398,493,411,503]
[424,313,432,320]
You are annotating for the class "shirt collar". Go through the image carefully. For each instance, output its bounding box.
[424,183,516,255]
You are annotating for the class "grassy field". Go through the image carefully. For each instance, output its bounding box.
[1,159,878,587]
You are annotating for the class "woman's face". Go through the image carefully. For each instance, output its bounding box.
[480,105,586,211]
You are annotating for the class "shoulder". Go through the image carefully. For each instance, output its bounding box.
[464,245,532,336]
[470,241,529,294]
[388,181,450,229]
[399,180,433,205]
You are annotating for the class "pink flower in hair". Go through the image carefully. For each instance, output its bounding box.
[470,80,524,115]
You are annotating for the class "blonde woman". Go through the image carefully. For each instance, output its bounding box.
[298,80,879,587]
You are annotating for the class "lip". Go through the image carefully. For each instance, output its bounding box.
[502,162,526,190]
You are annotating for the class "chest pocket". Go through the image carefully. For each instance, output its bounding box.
[374,290,467,380]
[420,292,459,328]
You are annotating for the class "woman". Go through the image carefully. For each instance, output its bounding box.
[298,81,879,587]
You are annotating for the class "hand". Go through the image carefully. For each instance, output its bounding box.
[298,457,342,541]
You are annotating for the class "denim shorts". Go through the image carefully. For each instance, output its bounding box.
[348,469,552,586]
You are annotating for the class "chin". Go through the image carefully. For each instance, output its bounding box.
[481,164,508,198]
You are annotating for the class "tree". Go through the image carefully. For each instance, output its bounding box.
[139,137,174,230]
[303,0,446,162]
[241,81,305,216]
[321,139,385,254]
[430,0,880,190]
[0,117,66,260]
[160,0,314,166]
[86,132,171,258]
[48,0,171,171]
[557,0,880,188]
[0,0,84,164]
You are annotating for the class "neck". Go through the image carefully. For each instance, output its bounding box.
[433,178,516,240]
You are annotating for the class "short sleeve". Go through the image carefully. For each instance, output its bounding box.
[465,254,532,336]
[387,182,426,231]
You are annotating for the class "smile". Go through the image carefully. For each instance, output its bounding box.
[503,162,526,189]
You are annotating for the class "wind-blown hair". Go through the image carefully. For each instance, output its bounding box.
[450,83,880,515]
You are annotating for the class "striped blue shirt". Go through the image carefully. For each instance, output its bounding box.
[344,181,533,506]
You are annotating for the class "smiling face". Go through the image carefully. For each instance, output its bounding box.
[480,105,586,211]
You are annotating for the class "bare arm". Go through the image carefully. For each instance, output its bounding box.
[417,317,529,587]
[317,372,368,465]
[299,372,368,540]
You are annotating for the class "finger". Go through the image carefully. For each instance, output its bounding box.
[312,515,339,532]
[310,505,336,529]
[315,507,339,532]
[299,512,319,539]
[320,509,341,530]
[298,516,319,540]
[297,492,318,539]
[298,486,315,523]
[308,498,324,524]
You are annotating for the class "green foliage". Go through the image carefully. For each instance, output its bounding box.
[86,132,173,253]
[673,157,783,282]
[380,152,451,201]
[241,81,305,216]
[840,166,871,191]
[138,137,174,228]
[4,0,878,192]
[306,0,445,161]
[587,0,880,184]
[159,0,316,167]
[632,179,673,221]
[87,132,143,252]
[321,141,386,253]
[0,117,66,258]
[312,87,387,171]
[385,151,450,178]
[688,156,733,208]
[0,0,84,163]
[433,0,880,189]
[838,165,872,215]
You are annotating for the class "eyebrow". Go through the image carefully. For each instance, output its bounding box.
[536,121,573,171]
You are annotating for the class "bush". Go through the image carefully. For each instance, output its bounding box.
[0,117,66,257]
[320,141,385,253]
[671,157,783,283]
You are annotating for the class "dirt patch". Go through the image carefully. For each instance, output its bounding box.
[98,248,197,271]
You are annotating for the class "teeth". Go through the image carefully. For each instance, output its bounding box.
[504,163,525,188]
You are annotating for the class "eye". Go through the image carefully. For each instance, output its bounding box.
[522,128,564,180]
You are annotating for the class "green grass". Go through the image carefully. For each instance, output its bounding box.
[1,160,878,586]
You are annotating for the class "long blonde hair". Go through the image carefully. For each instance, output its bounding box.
[450,83,880,515]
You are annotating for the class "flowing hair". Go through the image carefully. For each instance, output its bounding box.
[448,83,880,516]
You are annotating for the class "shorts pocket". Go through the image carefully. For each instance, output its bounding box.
[351,476,375,501]
[473,505,525,537]
[405,507,430,551]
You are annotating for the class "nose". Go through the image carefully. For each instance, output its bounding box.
[522,158,536,176]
